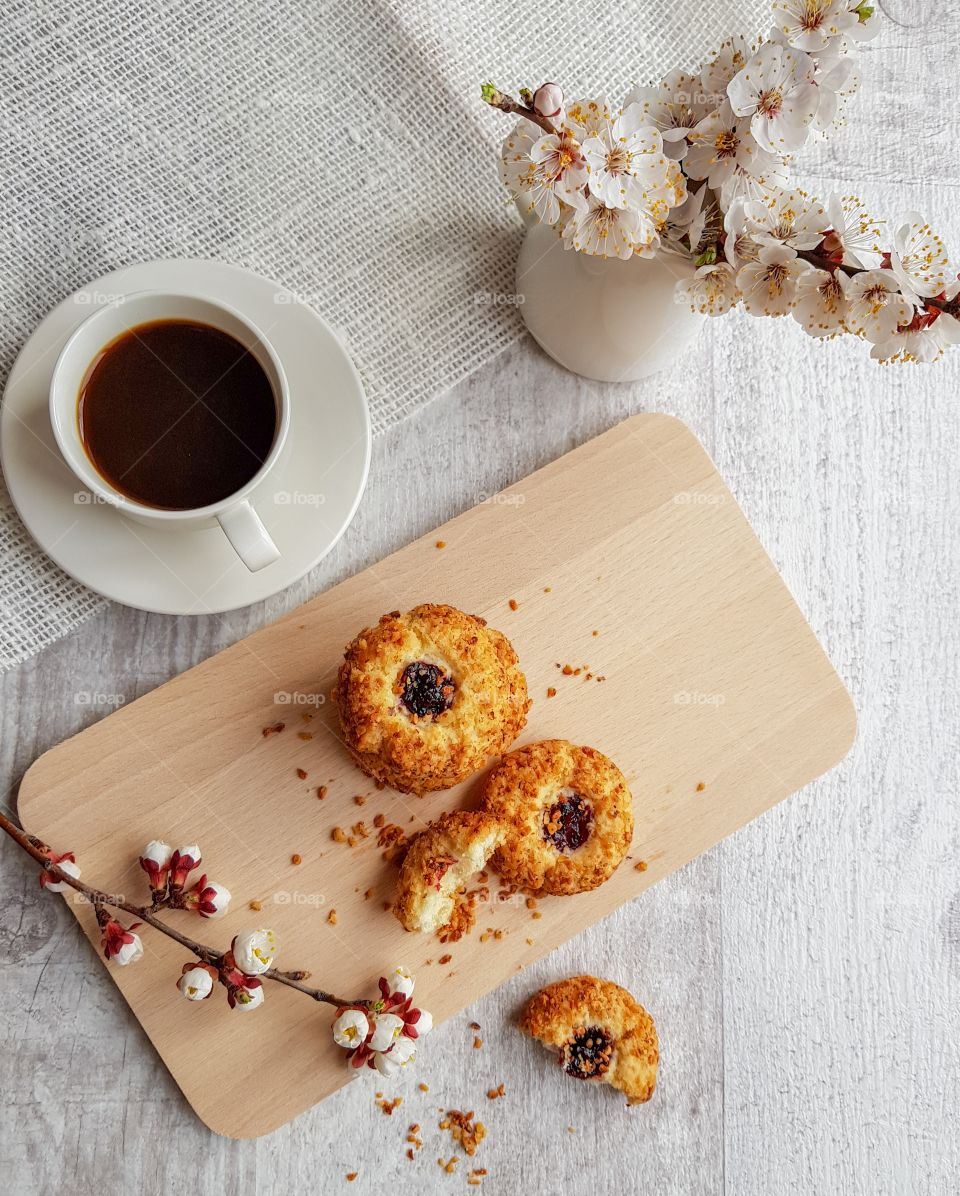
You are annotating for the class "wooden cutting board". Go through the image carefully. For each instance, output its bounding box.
[17,413,856,1138]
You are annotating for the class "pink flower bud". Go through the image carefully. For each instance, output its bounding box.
[532,82,563,119]
[39,850,80,892]
[168,844,201,891]
[185,874,232,919]
[101,917,144,966]
[139,840,173,893]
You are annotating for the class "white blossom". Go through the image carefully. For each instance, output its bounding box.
[727,41,819,153]
[333,1008,370,1049]
[846,269,914,341]
[178,966,214,1001]
[685,100,777,191]
[367,1013,405,1053]
[387,965,415,999]
[771,0,858,53]
[745,187,827,250]
[889,214,952,303]
[231,928,277,975]
[113,932,144,967]
[792,266,850,336]
[580,104,667,209]
[699,35,756,101]
[737,243,810,315]
[562,195,646,259]
[499,121,587,225]
[821,194,883,269]
[626,71,711,160]
[676,261,740,315]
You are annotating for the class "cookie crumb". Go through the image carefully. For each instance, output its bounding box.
[486,1084,505,1100]
[317,785,328,799]
[332,827,347,843]
[439,1111,486,1157]
[546,687,557,698]
[696,781,706,792]
[438,953,453,965]
[419,1082,430,1093]
[346,1173,357,1182]
[531,911,542,920]
[249,899,262,911]
[296,768,308,780]
[297,732,313,741]
[327,909,337,925]
[354,794,366,806]
[592,629,599,636]
[262,722,285,737]
[435,540,446,549]
[508,598,518,611]
[376,1095,402,1115]
[634,860,648,872]
[291,854,302,865]
[543,586,551,592]
[473,1036,483,1049]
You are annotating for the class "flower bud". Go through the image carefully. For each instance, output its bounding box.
[387,965,414,999]
[532,82,563,119]
[228,978,264,1010]
[178,963,217,1001]
[231,928,277,975]
[186,875,232,919]
[168,844,201,891]
[333,1008,370,1048]
[39,851,81,892]
[101,917,144,966]
[368,1012,405,1053]
[139,840,173,893]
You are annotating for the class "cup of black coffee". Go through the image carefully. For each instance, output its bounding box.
[49,291,289,571]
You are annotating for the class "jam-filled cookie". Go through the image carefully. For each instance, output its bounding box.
[333,604,529,794]
[519,975,658,1106]
[481,739,633,895]
[394,810,502,935]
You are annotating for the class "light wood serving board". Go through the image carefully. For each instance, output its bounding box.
[18,414,856,1138]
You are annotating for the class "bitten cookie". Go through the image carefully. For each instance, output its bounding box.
[394,810,502,935]
[481,739,633,895]
[332,604,529,794]
[519,975,658,1106]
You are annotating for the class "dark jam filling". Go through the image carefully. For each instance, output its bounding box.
[563,1025,614,1079]
[399,661,455,719]
[542,793,594,852]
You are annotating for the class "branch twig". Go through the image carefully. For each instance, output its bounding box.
[0,809,370,1009]
[480,83,556,135]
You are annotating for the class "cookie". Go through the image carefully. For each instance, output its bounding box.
[394,810,502,934]
[332,603,529,794]
[519,975,658,1106]
[481,739,633,895]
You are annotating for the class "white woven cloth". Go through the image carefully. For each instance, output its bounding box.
[0,0,767,671]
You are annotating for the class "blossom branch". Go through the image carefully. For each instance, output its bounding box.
[0,808,369,1009]
[480,82,556,135]
[797,249,960,318]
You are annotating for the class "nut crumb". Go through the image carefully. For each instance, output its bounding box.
[508,598,518,611]
[332,827,347,843]
[531,911,542,920]
[419,1082,430,1093]
[438,952,453,965]
[435,540,446,549]
[546,687,557,698]
[296,768,308,780]
[262,722,285,737]
[635,860,648,872]
[543,586,551,592]
[297,732,313,741]
[317,785,328,799]
[473,1036,482,1049]
[354,794,366,806]
[249,899,262,911]
[486,1084,505,1100]
[291,853,302,866]
[696,781,706,792]
[327,909,337,925]
[346,1173,357,1182]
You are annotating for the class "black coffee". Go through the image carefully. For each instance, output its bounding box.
[78,319,277,510]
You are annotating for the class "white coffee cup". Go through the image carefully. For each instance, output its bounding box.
[49,291,289,572]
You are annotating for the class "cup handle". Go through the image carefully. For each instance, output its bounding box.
[217,500,280,572]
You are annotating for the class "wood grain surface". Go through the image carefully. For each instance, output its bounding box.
[15,414,854,1138]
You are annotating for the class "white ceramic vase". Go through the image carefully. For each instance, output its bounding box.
[514,214,705,383]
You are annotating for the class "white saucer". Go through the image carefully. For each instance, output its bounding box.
[0,260,370,615]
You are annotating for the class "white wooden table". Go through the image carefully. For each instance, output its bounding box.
[3,11,960,1189]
